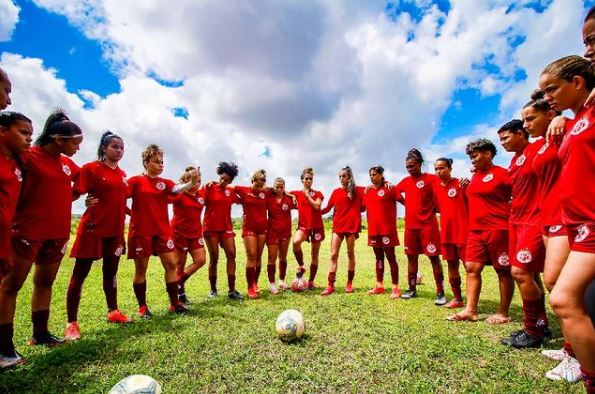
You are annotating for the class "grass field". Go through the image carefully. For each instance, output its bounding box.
[0,230,583,393]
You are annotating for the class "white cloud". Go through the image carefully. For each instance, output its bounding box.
[0,0,19,42]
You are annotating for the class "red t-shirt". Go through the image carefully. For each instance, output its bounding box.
[433,178,468,244]
[74,161,128,238]
[203,184,238,233]
[559,106,595,224]
[467,165,511,230]
[235,186,270,233]
[13,146,79,240]
[321,186,364,234]
[363,185,398,236]
[291,189,324,229]
[532,139,562,226]
[396,173,439,229]
[0,155,23,259]
[127,175,175,238]
[267,194,296,234]
[170,188,205,238]
[508,141,541,224]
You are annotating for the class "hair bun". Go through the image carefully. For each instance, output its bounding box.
[530,89,545,101]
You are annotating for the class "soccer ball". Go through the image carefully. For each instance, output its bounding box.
[291,277,308,292]
[275,309,305,343]
[109,375,162,394]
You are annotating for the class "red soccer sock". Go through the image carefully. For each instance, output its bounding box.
[228,275,236,292]
[375,260,384,283]
[267,264,275,283]
[279,260,287,280]
[433,272,444,294]
[66,259,93,322]
[165,281,179,306]
[255,265,261,283]
[102,257,119,311]
[32,309,50,337]
[208,275,217,292]
[581,367,595,394]
[328,271,336,286]
[407,273,417,291]
[522,298,543,337]
[294,249,304,266]
[0,323,15,354]
[387,258,399,285]
[308,264,318,283]
[449,277,462,301]
[347,270,355,284]
[563,341,576,358]
[245,267,255,289]
[133,281,147,307]
[538,293,549,329]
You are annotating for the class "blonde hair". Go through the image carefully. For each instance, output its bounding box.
[301,167,314,180]
[141,144,163,169]
[250,169,266,183]
[180,165,199,182]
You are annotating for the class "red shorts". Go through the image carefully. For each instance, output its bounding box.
[203,230,235,244]
[173,232,205,251]
[12,237,69,265]
[127,235,175,259]
[266,228,291,245]
[404,227,441,256]
[509,223,545,272]
[334,232,359,240]
[368,233,399,248]
[242,228,267,238]
[297,227,325,243]
[567,223,595,253]
[441,243,466,262]
[70,234,125,259]
[542,224,568,238]
[466,230,510,270]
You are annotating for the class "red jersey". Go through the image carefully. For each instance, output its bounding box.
[74,161,128,238]
[170,188,205,238]
[291,189,324,229]
[235,186,269,233]
[467,165,511,230]
[267,194,296,233]
[532,139,562,226]
[321,186,365,234]
[0,155,23,259]
[13,147,79,240]
[203,183,238,232]
[559,106,595,224]
[508,141,541,224]
[396,173,439,229]
[127,175,175,238]
[433,178,468,244]
[363,185,398,236]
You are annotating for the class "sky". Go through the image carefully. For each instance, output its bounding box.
[0,0,593,215]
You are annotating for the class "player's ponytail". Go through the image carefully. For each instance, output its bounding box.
[35,109,82,146]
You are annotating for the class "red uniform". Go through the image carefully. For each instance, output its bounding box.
[266,195,296,245]
[291,189,325,242]
[433,178,468,261]
[396,173,441,256]
[465,165,511,268]
[235,186,269,237]
[559,106,595,252]
[508,142,546,272]
[127,175,176,258]
[70,161,128,259]
[12,146,79,264]
[170,189,206,251]
[363,185,400,247]
[321,186,365,235]
[203,184,238,238]
[0,154,23,274]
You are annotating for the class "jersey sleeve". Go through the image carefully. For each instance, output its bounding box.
[320,190,336,215]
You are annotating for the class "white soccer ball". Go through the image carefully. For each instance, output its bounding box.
[109,375,162,394]
[276,309,305,343]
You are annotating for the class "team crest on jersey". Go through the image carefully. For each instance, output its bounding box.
[259,192,265,199]
[14,168,22,182]
[538,143,549,155]
[282,203,288,211]
[516,248,533,264]
[62,164,72,176]
[382,236,390,245]
[416,180,425,189]
[377,189,385,197]
[198,238,205,246]
[426,243,437,254]
[166,239,175,249]
[114,245,124,257]
[571,116,590,136]
[309,190,316,197]
[447,187,457,198]
[198,197,205,205]
[515,154,526,166]
[61,243,68,255]
[498,253,510,266]
[314,233,322,241]
[575,224,590,243]
[482,173,494,183]
[224,189,231,197]
[548,225,562,234]
[155,181,166,191]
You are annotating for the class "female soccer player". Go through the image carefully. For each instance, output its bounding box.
[0,68,11,110]
[0,110,81,367]
[170,166,206,305]
[65,131,131,341]
[433,158,466,308]
[396,149,445,304]
[540,55,595,392]
[266,177,296,291]
[320,166,364,295]
[203,162,243,300]
[291,168,324,290]
[363,166,402,299]
[127,145,198,317]
[447,138,514,324]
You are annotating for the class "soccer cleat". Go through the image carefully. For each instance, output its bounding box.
[64,321,81,341]
[254,284,261,294]
[247,286,258,299]
[401,289,417,300]
[541,348,568,361]
[307,281,315,291]
[107,309,132,324]
[367,287,385,295]
[545,357,583,383]
[444,299,464,309]
[345,283,354,293]
[296,266,306,279]
[0,350,25,369]
[321,286,335,296]
[268,283,279,295]
[169,303,190,314]
[228,290,243,300]
[389,288,401,300]
[278,280,290,290]
[207,290,218,299]
[509,330,544,349]
[435,294,447,306]
[28,332,65,347]
[138,305,153,319]
[178,293,191,305]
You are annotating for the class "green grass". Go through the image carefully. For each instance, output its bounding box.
[0,231,582,393]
